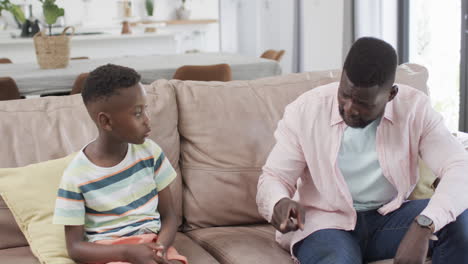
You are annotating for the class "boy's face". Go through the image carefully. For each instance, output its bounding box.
[103,83,151,144]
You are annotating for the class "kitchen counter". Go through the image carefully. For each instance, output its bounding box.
[0,19,219,63]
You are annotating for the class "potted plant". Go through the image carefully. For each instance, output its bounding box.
[0,0,26,27]
[143,0,157,23]
[33,0,74,69]
[38,0,64,36]
[176,0,190,20]
[145,0,154,17]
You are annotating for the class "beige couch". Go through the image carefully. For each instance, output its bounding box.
[0,65,434,264]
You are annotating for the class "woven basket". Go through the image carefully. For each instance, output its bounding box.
[33,26,75,69]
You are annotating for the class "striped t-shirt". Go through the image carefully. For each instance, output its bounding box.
[53,139,176,242]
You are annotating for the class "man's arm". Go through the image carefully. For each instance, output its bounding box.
[65,225,168,264]
[395,97,468,264]
[256,102,307,231]
[418,100,468,231]
[155,186,178,252]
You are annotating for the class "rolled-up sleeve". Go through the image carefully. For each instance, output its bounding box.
[419,99,468,232]
[256,102,307,222]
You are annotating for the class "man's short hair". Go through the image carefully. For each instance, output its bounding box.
[82,64,141,105]
[343,37,398,88]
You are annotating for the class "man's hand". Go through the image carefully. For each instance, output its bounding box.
[272,198,305,233]
[124,243,170,264]
[394,222,432,264]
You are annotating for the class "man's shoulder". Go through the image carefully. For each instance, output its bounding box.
[393,84,431,107]
[292,82,338,108]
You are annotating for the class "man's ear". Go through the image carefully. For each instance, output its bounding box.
[97,112,112,131]
[388,85,399,102]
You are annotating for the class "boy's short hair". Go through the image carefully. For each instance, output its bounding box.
[343,37,397,88]
[82,64,141,105]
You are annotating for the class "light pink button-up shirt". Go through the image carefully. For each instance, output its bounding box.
[256,82,468,253]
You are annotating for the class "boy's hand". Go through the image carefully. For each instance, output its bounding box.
[154,243,168,261]
[124,243,170,264]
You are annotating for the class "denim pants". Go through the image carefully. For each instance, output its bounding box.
[293,199,468,264]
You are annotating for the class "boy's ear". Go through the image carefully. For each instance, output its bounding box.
[97,112,112,131]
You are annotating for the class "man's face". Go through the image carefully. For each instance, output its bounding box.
[337,71,396,128]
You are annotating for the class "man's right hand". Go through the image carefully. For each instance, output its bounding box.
[272,198,305,233]
[124,243,170,264]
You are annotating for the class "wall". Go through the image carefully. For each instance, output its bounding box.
[9,0,218,27]
[220,0,347,73]
[301,0,344,72]
[5,0,219,53]
[220,0,295,73]
[354,0,398,50]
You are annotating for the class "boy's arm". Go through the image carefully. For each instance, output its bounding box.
[65,225,168,264]
[156,186,178,251]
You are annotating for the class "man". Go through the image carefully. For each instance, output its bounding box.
[256,37,468,264]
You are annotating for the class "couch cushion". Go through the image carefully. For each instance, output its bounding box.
[0,247,40,264]
[174,64,430,230]
[174,232,220,264]
[0,196,28,249]
[186,224,431,264]
[0,154,77,264]
[186,225,294,264]
[0,234,220,264]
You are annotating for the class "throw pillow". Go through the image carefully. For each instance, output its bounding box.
[0,154,76,264]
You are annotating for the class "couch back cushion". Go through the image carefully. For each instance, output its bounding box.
[0,81,182,249]
[175,64,429,230]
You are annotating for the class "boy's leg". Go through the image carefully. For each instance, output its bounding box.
[364,199,468,263]
[293,229,362,264]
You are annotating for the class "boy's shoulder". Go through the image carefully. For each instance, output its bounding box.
[61,150,95,184]
[133,139,163,157]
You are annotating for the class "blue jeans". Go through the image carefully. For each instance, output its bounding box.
[293,199,468,264]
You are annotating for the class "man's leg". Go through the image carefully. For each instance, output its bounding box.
[364,199,429,262]
[364,199,468,263]
[293,229,362,264]
[431,209,468,263]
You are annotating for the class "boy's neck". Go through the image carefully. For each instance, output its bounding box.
[84,135,129,168]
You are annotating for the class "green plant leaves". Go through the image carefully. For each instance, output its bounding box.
[0,0,26,23]
[9,4,25,23]
[42,0,64,25]
[145,0,154,16]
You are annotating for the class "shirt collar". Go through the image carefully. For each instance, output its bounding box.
[329,94,395,126]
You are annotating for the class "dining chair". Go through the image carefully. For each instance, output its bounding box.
[0,77,21,101]
[70,56,90,60]
[260,49,285,62]
[172,64,232,82]
[0,58,12,64]
[70,72,90,95]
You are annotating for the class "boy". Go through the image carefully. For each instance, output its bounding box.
[53,64,187,264]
